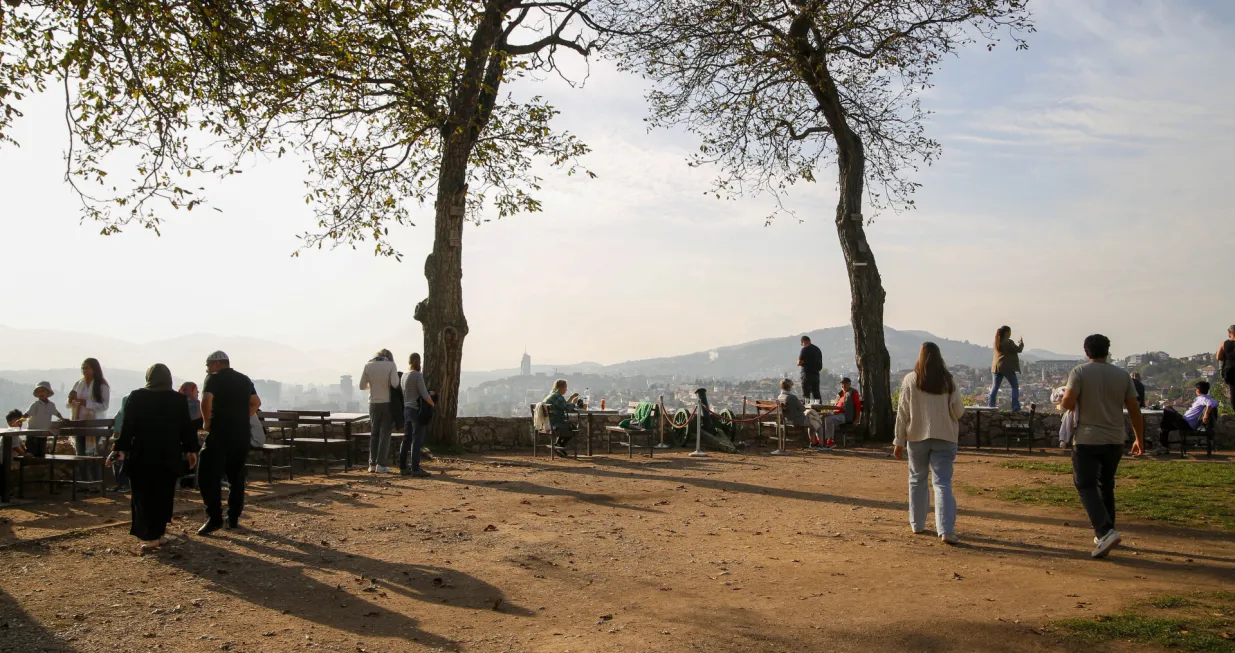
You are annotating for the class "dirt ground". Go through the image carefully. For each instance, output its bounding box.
[1,448,1232,653]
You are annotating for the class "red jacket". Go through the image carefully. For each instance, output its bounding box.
[833,389,862,423]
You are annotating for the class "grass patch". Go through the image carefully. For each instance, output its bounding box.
[991,460,1235,532]
[1057,592,1235,652]
[1057,615,1235,652]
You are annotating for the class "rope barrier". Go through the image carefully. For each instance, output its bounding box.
[706,404,778,423]
[658,404,697,429]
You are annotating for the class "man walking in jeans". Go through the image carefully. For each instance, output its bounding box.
[359,349,400,473]
[1060,334,1144,559]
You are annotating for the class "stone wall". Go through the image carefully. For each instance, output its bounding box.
[444,411,1235,452]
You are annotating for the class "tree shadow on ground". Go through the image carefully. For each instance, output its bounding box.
[158,529,531,650]
[507,458,1235,546]
[0,586,77,653]
[433,476,658,514]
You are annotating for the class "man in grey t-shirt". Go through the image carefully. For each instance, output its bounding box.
[1061,334,1144,559]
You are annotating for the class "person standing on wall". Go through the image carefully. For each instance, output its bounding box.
[797,335,824,404]
[359,349,400,474]
[68,358,111,488]
[197,351,260,535]
[1059,334,1144,559]
[1218,325,1235,410]
[399,353,435,477]
[988,326,1024,412]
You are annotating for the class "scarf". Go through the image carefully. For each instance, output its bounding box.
[145,364,174,391]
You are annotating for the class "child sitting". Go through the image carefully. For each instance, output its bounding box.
[6,409,27,457]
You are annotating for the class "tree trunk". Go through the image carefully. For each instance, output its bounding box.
[415,143,471,446]
[788,19,894,441]
[834,152,893,442]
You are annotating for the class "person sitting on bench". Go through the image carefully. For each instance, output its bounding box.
[823,377,861,449]
[543,379,580,457]
[1156,380,1218,455]
[777,379,824,447]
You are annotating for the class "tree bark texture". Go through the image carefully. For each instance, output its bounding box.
[790,15,894,441]
[414,3,510,445]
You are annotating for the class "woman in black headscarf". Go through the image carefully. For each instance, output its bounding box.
[106,364,200,551]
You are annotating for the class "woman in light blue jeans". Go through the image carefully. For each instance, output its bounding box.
[894,342,966,544]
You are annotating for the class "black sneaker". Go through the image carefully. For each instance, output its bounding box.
[198,519,224,536]
[553,447,569,458]
[399,467,411,476]
[226,518,240,530]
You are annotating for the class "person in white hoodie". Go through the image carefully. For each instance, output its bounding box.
[359,349,400,473]
[894,342,966,545]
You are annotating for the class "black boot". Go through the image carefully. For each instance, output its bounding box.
[198,519,224,536]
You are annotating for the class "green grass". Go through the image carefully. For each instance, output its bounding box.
[1056,592,1235,652]
[989,460,1235,532]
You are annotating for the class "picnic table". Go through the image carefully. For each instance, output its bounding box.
[1,427,52,503]
[965,406,999,448]
[574,408,619,458]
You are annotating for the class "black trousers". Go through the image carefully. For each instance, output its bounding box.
[552,427,574,447]
[1072,444,1122,537]
[800,371,822,403]
[197,437,249,522]
[1158,407,1193,449]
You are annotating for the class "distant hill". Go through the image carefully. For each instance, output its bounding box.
[597,326,1082,380]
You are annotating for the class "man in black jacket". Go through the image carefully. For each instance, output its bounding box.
[798,336,824,403]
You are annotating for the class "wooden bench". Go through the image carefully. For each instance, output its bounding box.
[18,419,112,501]
[251,412,296,482]
[283,410,351,474]
[530,403,579,459]
[603,401,660,458]
[750,400,809,452]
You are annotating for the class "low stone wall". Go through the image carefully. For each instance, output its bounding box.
[444,411,1235,452]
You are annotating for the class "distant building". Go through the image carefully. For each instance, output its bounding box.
[340,375,354,400]
[521,352,531,376]
[253,379,283,408]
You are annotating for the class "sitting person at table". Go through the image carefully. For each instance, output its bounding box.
[777,379,824,447]
[542,379,580,457]
[1155,380,1219,455]
[823,377,862,449]
[6,409,27,457]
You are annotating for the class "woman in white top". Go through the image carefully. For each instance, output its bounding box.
[894,342,966,545]
[68,357,111,484]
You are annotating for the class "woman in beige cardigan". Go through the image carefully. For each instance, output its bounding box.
[988,325,1024,412]
[895,342,966,544]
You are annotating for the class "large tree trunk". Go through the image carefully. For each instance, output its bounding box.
[789,17,894,441]
[835,150,893,442]
[415,142,470,446]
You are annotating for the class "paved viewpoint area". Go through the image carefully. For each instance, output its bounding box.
[2,450,1233,652]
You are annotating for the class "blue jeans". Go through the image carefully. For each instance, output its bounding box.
[399,406,426,472]
[368,402,394,467]
[907,439,958,536]
[988,372,1021,411]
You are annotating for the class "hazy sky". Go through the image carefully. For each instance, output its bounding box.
[2,0,1232,377]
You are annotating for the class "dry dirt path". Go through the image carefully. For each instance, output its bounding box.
[1,449,1231,652]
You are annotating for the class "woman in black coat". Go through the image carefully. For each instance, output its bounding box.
[107,364,200,551]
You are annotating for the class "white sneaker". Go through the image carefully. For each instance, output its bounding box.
[940,533,958,545]
[375,465,391,474]
[1091,529,1121,558]
[367,464,376,473]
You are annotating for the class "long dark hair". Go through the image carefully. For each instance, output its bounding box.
[81,358,108,402]
[914,342,955,395]
[993,325,1011,350]
[408,353,422,372]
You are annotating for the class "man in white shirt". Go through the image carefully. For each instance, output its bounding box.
[359,349,400,473]
[1155,380,1220,455]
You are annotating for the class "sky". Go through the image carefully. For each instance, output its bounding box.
[1,0,1233,381]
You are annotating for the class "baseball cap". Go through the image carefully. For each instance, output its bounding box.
[206,351,230,362]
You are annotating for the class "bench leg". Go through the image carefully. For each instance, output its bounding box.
[70,466,78,502]
[17,462,25,499]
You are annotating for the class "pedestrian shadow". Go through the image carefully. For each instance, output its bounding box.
[958,534,1235,576]
[158,531,527,649]
[0,585,77,653]
[433,476,658,514]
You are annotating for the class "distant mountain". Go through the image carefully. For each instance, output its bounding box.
[596,326,1082,380]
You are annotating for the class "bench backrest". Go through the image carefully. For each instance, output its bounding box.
[1199,404,1220,432]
